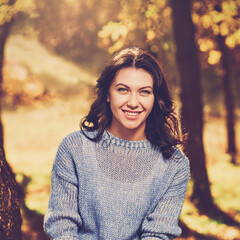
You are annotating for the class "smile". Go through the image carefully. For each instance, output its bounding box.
[122,110,142,116]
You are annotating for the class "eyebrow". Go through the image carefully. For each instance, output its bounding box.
[115,83,153,90]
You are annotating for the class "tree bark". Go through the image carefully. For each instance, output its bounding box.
[0,149,22,240]
[169,0,214,210]
[0,22,12,157]
[0,0,17,159]
[0,2,22,238]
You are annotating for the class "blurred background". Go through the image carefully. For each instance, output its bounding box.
[0,0,240,239]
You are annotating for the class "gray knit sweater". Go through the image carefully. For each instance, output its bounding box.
[44,130,190,240]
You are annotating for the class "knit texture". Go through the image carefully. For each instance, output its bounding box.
[44,130,190,240]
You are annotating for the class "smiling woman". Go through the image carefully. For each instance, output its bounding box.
[44,47,190,240]
[107,67,155,141]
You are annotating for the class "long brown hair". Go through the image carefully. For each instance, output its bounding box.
[81,47,182,158]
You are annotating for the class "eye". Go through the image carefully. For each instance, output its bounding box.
[140,90,152,96]
[117,87,128,93]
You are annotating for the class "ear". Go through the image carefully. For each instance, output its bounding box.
[107,95,110,102]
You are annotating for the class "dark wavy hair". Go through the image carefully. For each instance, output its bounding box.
[81,47,182,158]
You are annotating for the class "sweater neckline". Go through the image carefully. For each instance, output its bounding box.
[102,130,152,149]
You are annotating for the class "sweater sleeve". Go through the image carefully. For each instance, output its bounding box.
[140,152,190,240]
[44,137,82,240]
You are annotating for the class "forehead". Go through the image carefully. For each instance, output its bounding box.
[112,67,153,87]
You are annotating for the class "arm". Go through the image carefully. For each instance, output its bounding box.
[140,153,190,240]
[44,138,82,240]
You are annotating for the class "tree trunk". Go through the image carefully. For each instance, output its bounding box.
[169,0,214,211]
[0,5,22,238]
[216,35,237,165]
[0,149,22,240]
[0,22,11,158]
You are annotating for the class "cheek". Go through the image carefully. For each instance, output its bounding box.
[145,96,155,110]
[109,94,127,106]
[109,95,121,112]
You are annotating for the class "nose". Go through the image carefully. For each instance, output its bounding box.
[127,93,139,108]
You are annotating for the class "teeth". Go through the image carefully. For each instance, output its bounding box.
[125,111,139,116]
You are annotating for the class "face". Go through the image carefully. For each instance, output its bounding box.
[107,67,155,141]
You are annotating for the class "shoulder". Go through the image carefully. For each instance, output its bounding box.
[171,147,188,162]
[61,130,83,146]
[52,131,85,183]
[60,129,96,148]
[54,130,85,161]
[168,147,190,172]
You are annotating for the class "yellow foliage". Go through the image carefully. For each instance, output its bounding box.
[198,38,214,52]
[147,29,156,41]
[208,50,222,65]
[98,21,128,52]
[225,29,240,48]
[151,0,166,9]
[225,35,236,49]
[145,0,167,20]
[210,11,225,24]
[109,40,124,54]
[162,6,171,19]
[14,0,35,11]
[234,29,240,45]
[222,1,238,17]
[192,13,200,24]
[0,4,14,25]
[212,24,220,35]
[193,1,204,11]
[201,15,212,29]
[220,21,229,36]
[0,0,35,25]
[194,0,240,50]
[145,4,158,19]
[98,21,128,41]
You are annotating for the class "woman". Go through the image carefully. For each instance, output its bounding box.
[44,47,190,240]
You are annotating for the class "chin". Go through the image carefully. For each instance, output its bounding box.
[122,124,144,132]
